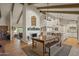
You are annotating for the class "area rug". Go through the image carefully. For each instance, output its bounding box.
[22,44,72,56]
[54,45,72,56]
[22,45,38,56]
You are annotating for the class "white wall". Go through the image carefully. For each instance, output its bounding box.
[12,4,23,26]
[26,5,41,39]
[62,21,77,41]
[0,3,11,18]
[0,3,11,26]
[0,17,6,25]
[77,18,79,40]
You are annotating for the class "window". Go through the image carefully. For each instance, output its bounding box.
[31,16,36,26]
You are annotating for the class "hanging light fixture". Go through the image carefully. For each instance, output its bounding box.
[45,3,48,20]
[60,13,63,26]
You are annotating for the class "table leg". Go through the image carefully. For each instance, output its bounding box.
[49,48,50,56]
[43,42,45,56]
[60,41,62,47]
[32,40,34,48]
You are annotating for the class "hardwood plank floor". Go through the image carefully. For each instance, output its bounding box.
[64,37,79,47]
[0,37,79,56]
[0,39,27,56]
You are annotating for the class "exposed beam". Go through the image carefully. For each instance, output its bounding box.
[20,3,34,5]
[28,3,34,5]
[37,3,79,9]
[16,9,23,24]
[11,3,15,13]
[40,11,46,14]
[20,3,24,5]
[40,11,79,14]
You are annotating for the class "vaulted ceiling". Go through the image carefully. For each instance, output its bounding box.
[0,3,79,27]
[0,3,12,18]
[30,3,79,14]
[0,3,23,26]
[0,3,79,20]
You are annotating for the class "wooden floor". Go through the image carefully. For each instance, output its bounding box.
[0,39,27,56]
[0,37,79,56]
[64,37,79,47]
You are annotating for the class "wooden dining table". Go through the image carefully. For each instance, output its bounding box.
[32,37,45,55]
[32,35,62,56]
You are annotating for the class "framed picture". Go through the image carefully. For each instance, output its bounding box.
[31,16,36,26]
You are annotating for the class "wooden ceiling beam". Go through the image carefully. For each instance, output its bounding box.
[40,11,79,14]
[20,3,24,5]
[16,9,23,24]
[37,3,79,9]
[11,3,15,13]
[20,3,34,5]
[28,3,35,5]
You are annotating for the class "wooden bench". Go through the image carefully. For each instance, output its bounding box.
[45,33,62,56]
[45,40,61,56]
